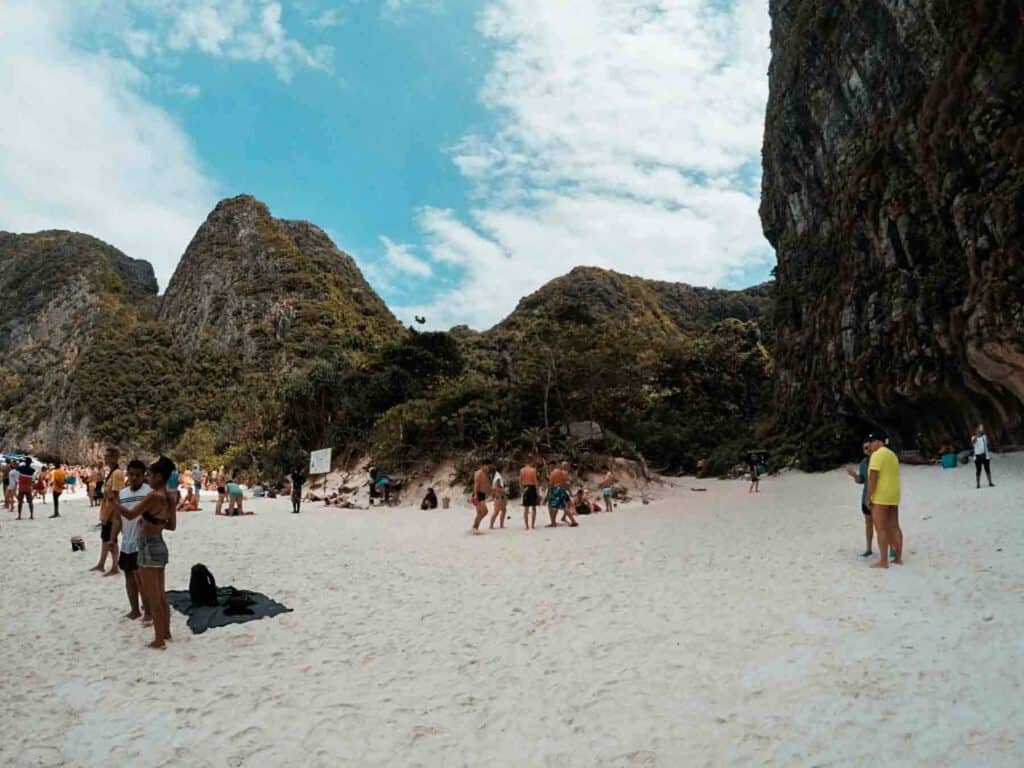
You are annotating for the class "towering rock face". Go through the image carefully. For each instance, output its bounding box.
[0,231,160,457]
[160,195,401,367]
[761,0,1024,450]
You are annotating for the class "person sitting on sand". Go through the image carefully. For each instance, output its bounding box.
[421,487,438,510]
[111,456,176,649]
[177,485,199,511]
[846,441,874,557]
[546,462,577,528]
[573,488,592,515]
[489,464,508,529]
[471,459,492,532]
[866,432,903,569]
[519,460,540,530]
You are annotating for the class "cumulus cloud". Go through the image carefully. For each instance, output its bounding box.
[115,0,334,81]
[0,0,216,291]
[396,0,772,329]
[380,236,433,277]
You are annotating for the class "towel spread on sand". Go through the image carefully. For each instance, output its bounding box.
[166,586,292,635]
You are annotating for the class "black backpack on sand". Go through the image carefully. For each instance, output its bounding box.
[189,563,218,606]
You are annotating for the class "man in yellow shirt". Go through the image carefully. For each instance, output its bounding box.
[867,432,903,568]
[50,463,67,518]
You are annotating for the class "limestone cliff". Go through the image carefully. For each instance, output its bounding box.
[761,0,1024,452]
[159,195,401,367]
[0,231,160,458]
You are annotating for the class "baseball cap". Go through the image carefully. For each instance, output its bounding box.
[864,432,889,445]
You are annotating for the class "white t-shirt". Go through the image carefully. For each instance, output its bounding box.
[973,435,988,458]
[119,483,152,554]
[9,468,19,489]
[492,471,506,490]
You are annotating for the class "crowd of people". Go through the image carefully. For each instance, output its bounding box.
[459,459,618,533]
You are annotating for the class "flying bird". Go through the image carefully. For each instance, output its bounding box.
[414,315,426,325]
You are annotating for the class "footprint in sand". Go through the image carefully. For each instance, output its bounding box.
[14,745,64,767]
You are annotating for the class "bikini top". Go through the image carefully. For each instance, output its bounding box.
[142,511,166,527]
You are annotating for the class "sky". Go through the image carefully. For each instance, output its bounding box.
[0,0,773,329]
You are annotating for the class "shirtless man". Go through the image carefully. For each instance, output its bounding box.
[489,464,508,529]
[2,460,12,511]
[91,448,125,575]
[215,466,227,515]
[546,462,577,527]
[471,459,492,532]
[519,460,540,530]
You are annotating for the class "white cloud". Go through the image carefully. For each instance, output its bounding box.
[116,0,334,81]
[310,7,342,29]
[0,0,217,292]
[399,0,772,329]
[381,0,442,22]
[380,236,433,277]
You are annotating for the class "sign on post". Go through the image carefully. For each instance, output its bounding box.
[309,448,332,475]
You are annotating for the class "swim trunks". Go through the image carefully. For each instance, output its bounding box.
[474,491,487,503]
[138,535,168,568]
[118,551,138,572]
[861,504,872,517]
[548,485,569,510]
[100,521,113,542]
[521,485,539,506]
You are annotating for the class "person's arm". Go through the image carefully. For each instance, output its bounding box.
[165,494,177,531]
[110,491,163,520]
[867,469,879,503]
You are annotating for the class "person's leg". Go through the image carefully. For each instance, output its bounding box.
[16,491,23,519]
[157,569,170,641]
[499,500,507,528]
[871,504,889,568]
[891,507,903,564]
[105,537,120,576]
[985,458,993,486]
[51,491,60,517]
[27,492,33,519]
[139,570,164,649]
[524,505,529,529]
[565,506,578,526]
[548,506,557,527]
[91,540,108,571]
[975,457,982,488]
[124,564,141,618]
[863,512,874,555]
[472,500,488,531]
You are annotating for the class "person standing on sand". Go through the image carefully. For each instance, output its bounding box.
[289,466,306,514]
[972,425,994,489]
[866,433,903,569]
[546,462,577,528]
[192,462,202,500]
[489,464,508,529]
[215,466,227,515]
[746,453,760,493]
[3,459,13,510]
[91,448,124,575]
[471,460,492,532]
[600,467,616,512]
[519,460,540,530]
[112,456,176,649]
[16,457,35,520]
[846,441,874,557]
[50,462,66,518]
[116,460,151,621]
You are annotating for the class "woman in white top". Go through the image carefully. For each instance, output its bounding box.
[489,467,509,529]
[973,425,994,489]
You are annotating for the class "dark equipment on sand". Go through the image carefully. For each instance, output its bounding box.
[166,586,292,635]
[189,563,219,606]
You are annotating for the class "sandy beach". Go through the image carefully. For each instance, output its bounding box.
[2,458,1023,767]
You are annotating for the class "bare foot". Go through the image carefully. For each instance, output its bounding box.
[871,561,889,569]
[89,565,104,572]
[104,569,120,577]
[147,640,166,650]
[124,611,142,620]
[546,524,557,528]
[893,558,903,565]
[142,618,154,626]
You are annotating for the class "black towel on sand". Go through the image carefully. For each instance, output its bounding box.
[166,586,292,635]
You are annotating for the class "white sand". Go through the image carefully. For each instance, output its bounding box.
[2,457,1023,767]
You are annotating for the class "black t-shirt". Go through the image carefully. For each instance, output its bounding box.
[290,472,306,489]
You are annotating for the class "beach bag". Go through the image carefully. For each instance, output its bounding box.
[189,563,218,606]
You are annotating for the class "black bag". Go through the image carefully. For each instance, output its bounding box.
[189,563,218,606]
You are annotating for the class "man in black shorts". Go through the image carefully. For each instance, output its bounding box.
[519,460,540,530]
[471,459,492,533]
[117,460,151,619]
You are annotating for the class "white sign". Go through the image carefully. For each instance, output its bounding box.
[309,448,332,475]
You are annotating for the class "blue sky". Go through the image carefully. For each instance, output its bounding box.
[0,0,773,329]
